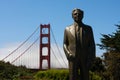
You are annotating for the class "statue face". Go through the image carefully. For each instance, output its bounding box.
[72,9,83,23]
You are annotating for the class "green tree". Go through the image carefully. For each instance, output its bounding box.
[98,24,120,80]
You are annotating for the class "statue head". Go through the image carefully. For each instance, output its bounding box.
[72,8,84,23]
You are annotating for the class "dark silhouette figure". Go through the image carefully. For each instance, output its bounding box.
[63,8,95,80]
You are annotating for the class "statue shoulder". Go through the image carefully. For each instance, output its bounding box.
[84,24,92,30]
[65,24,74,30]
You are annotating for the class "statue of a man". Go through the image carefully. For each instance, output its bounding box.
[63,8,96,80]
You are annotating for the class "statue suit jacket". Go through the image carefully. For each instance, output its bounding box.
[63,23,95,65]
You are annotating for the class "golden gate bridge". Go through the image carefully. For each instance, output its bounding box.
[1,24,68,70]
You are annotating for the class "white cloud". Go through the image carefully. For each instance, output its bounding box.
[0,42,68,69]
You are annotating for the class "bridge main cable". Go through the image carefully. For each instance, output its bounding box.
[2,26,39,61]
[11,37,39,64]
[50,27,68,67]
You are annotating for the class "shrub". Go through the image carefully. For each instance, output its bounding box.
[34,69,69,80]
[34,69,101,80]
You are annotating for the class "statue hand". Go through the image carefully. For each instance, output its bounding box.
[68,53,75,61]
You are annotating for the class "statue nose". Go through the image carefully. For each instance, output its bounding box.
[76,13,79,16]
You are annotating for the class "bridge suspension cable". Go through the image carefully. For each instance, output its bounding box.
[2,26,39,61]
[11,37,39,64]
[51,46,65,68]
[50,27,67,67]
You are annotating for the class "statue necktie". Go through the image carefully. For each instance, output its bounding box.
[76,26,82,46]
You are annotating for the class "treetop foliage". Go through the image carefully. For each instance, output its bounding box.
[98,24,120,53]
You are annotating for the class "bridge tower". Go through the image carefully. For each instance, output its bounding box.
[40,24,50,70]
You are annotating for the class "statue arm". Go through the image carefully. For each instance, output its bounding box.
[88,27,96,67]
[63,29,71,60]
[89,27,96,58]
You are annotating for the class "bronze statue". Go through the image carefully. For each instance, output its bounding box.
[63,8,96,80]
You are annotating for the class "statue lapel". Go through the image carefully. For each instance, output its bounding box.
[69,24,76,38]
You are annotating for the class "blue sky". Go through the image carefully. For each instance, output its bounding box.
[0,0,120,61]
